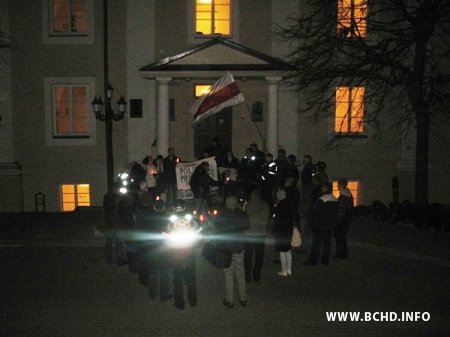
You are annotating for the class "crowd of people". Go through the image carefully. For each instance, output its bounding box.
[103,139,355,310]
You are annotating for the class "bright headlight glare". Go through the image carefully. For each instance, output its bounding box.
[166,229,198,248]
[119,187,127,194]
[169,215,178,222]
[120,172,129,180]
[184,214,192,221]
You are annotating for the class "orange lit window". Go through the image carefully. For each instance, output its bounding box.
[53,85,89,136]
[335,86,365,134]
[61,184,90,211]
[337,0,367,38]
[332,180,359,206]
[195,84,212,97]
[196,0,231,36]
[52,0,87,34]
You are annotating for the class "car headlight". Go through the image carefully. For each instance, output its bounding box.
[164,228,199,248]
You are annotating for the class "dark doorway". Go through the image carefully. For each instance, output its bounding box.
[194,108,232,159]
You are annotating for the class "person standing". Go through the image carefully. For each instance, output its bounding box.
[238,147,257,200]
[249,143,265,172]
[260,153,277,210]
[163,148,179,206]
[271,189,295,276]
[221,150,239,198]
[244,189,270,283]
[299,155,315,240]
[154,154,166,197]
[146,199,172,302]
[166,200,198,310]
[142,155,158,199]
[306,182,338,266]
[334,179,354,259]
[275,149,289,188]
[219,195,249,308]
[189,161,220,213]
[300,155,314,187]
[205,137,226,166]
[285,154,300,188]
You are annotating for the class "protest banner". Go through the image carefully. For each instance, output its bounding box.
[176,157,218,199]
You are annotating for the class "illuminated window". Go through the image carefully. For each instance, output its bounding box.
[61,184,90,211]
[45,77,96,145]
[52,0,87,34]
[337,0,367,38]
[53,84,89,136]
[332,180,359,206]
[196,0,231,36]
[335,86,365,134]
[195,84,212,97]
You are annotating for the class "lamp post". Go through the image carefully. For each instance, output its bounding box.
[91,0,127,189]
[92,85,127,189]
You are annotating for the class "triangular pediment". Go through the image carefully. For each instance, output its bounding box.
[170,43,267,66]
[140,38,293,78]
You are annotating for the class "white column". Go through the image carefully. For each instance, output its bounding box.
[266,76,282,155]
[156,78,171,156]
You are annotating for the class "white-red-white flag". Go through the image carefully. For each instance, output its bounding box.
[190,71,245,125]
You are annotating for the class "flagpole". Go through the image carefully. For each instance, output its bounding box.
[244,102,267,154]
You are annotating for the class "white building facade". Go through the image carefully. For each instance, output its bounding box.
[1,0,449,212]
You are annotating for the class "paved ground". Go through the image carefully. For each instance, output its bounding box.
[1,235,450,336]
[1,209,450,336]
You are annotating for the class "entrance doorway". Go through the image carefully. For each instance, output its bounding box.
[194,108,232,159]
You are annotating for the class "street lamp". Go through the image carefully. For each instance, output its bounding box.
[91,83,127,121]
[91,82,127,189]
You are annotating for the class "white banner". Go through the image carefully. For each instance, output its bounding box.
[176,157,218,199]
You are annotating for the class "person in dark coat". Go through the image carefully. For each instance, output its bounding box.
[205,137,226,166]
[163,147,179,206]
[260,153,277,211]
[145,200,172,302]
[275,149,289,188]
[250,143,265,172]
[218,195,249,308]
[307,182,338,266]
[221,150,239,198]
[271,189,295,276]
[166,200,199,310]
[334,179,354,259]
[189,161,220,213]
[238,148,257,200]
[244,189,270,283]
[285,154,300,187]
[300,155,314,187]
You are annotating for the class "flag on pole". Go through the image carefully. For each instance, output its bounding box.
[190,71,245,125]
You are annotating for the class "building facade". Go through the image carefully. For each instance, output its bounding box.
[1,0,449,212]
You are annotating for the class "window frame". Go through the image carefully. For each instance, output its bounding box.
[60,183,91,211]
[44,76,97,146]
[337,0,368,38]
[52,84,90,137]
[195,0,231,37]
[187,0,239,43]
[334,86,367,138]
[42,0,95,44]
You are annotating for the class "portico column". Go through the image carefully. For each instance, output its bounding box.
[266,76,282,155]
[156,77,171,156]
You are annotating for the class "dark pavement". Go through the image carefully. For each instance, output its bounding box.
[2,221,450,337]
